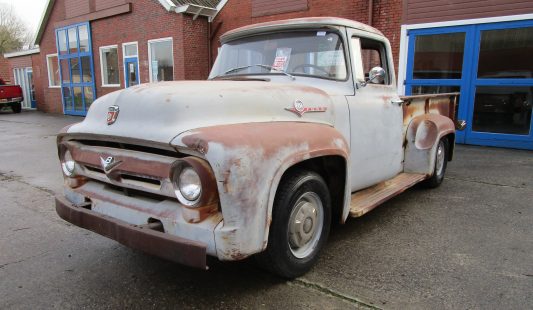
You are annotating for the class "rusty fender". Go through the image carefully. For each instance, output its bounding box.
[171,122,350,261]
[404,114,455,176]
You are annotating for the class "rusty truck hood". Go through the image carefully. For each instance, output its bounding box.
[67,80,335,144]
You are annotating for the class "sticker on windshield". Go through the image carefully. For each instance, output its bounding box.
[317,31,326,36]
[272,48,292,72]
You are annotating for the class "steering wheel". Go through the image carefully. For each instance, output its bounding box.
[292,64,330,75]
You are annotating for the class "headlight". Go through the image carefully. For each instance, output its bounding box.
[61,149,76,177]
[173,167,202,206]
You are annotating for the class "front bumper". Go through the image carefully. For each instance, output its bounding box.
[55,195,208,269]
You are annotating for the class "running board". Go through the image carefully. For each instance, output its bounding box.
[349,173,426,217]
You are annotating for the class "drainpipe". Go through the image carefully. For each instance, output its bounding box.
[208,21,212,74]
[368,0,373,26]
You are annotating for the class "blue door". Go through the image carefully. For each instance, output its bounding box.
[56,23,96,116]
[406,20,533,150]
[124,57,139,88]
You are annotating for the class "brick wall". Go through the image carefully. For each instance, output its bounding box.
[211,0,403,74]
[0,55,10,83]
[35,0,209,113]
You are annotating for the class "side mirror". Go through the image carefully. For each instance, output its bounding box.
[367,67,386,84]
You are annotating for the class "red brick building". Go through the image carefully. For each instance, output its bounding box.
[10,0,533,149]
[0,55,10,83]
[3,49,41,109]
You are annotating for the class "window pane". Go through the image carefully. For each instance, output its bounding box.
[58,30,67,55]
[68,27,78,53]
[478,27,533,79]
[70,58,81,83]
[84,87,94,108]
[473,86,532,135]
[81,56,92,82]
[62,86,72,110]
[48,56,60,86]
[411,85,460,95]
[124,44,137,57]
[60,59,70,83]
[73,87,83,111]
[413,33,465,79]
[78,25,89,52]
[101,47,119,85]
[149,40,174,82]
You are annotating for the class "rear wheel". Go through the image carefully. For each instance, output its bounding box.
[256,170,331,278]
[423,138,448,188]
[11,102,22,113]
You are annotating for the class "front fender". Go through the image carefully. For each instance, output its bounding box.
[171,122,349,260]
[404,114,455,175]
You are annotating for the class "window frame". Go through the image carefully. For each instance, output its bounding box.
[147,37,174,82]
[46,53,60,88]
[99,44,121,87]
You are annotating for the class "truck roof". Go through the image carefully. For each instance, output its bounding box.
[220,17,383,43]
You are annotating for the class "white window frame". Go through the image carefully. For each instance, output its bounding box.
[147,37,174,82]
[46,53,60,88]
[99,44,121,87]
[122,41,140,88]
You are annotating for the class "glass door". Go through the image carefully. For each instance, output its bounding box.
[26,69,36,108]
[123,42,139,88]
[466,22,533,149]
[56,23,96,116]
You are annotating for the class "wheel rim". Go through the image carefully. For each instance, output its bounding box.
[288,192,324,259]
[436,140,445,176]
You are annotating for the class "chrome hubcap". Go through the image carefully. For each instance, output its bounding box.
[436,141,445,176]
[288,192,324,259]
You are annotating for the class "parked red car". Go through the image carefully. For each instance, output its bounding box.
[0,78,23,113]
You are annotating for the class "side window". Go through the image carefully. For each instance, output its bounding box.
[360,38,390,85]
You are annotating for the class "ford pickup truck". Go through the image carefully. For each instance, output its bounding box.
[0,78,23,113]
[55,17,461,278]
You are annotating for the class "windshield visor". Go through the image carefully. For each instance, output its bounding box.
[210,31,348,81]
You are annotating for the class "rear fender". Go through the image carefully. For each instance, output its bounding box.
[171,122,350,260]
[404,114,455,176]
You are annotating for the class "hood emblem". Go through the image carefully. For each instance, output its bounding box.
[285,100,327,117]
[107,105,120,125]
[100,156,122,173]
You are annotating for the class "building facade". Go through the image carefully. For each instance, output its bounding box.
[3,49,41,109]
[7,0,532,149]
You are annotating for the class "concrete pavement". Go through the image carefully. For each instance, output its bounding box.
[0,110,532,309]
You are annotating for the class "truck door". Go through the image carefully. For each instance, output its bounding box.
[347,36,404,191]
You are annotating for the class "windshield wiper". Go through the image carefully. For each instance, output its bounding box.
[223,64,295,80]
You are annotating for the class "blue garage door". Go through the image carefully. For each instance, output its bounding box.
[406,20,533,150]
[56,23,96,116]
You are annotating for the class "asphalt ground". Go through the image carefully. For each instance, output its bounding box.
[0,110,532,309]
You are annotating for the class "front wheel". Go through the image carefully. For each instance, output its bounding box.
[422,138,448,188]
[256,170,331,278]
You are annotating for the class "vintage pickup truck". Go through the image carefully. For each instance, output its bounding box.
[55,17,460,278]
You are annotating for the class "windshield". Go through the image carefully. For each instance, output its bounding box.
[210,31,348,81]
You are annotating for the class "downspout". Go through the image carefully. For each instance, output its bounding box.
[208,21,212,74]
[368,0,373,26]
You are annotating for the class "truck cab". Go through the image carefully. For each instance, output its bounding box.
[55,17,459,278]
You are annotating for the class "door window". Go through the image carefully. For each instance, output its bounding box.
[360,38,389,85]
[413,32,465,79]
[148,38,174,82]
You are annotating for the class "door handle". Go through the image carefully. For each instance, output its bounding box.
[391,99,404,106]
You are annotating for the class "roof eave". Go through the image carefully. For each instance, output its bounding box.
[4,48,41,58]
[34,0,55,45]
[175,4,218,20]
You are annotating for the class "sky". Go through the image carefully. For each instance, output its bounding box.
[0,0,48,34]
